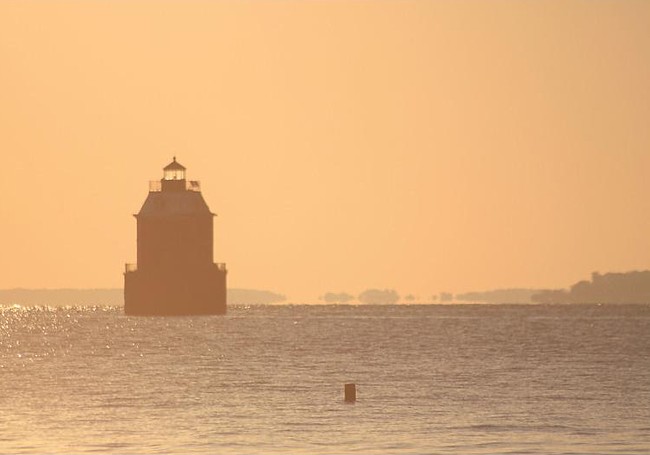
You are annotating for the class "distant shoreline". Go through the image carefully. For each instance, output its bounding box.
[0,288,286,307]
[4,271,650,306]
[1,298,648,309]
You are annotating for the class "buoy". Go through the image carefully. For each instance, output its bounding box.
[344,383,356,402]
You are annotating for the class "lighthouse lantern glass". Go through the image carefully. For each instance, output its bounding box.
[164,168,185,180]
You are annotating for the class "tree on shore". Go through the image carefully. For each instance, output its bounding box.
[358,289,399,305]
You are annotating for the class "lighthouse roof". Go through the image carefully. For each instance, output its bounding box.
[163,157,186,171]
[137,191,212,217]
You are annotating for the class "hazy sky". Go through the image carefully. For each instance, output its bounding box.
[1,1,649,302]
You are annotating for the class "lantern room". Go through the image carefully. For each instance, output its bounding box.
[164,157,186,180]
[161,157,187,192]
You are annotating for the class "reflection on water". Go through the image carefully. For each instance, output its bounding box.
[1,304,650,454]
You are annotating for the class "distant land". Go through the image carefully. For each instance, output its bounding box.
[455,288,540,304]
[532,271,650,304]
[0,288,286,307]
[4,272,649,306]
[449,271,650,304]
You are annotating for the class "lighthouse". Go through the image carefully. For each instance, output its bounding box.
[124,158,227,315]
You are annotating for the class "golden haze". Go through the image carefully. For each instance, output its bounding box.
[1,1,649,301]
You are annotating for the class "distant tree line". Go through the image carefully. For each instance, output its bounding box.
[455,288,538,304]
[320,289,400,304]
[320,290,456,304]
[358,289,400,305]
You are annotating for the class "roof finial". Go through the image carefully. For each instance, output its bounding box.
[173,156,176,162]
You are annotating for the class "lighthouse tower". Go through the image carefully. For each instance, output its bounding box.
[124,158,227,315]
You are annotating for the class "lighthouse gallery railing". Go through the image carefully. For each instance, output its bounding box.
[149,180,201,192]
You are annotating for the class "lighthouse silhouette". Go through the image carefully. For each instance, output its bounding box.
[124,158,227,315]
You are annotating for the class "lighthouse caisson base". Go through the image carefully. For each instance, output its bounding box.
[124,158,227,316]
[124,265,227,316]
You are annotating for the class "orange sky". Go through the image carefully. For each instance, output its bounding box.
[1,1,649,302]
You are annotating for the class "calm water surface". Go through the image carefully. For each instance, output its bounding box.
[1,304,649,454]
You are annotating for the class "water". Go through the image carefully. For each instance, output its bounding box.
[1,304,649,454]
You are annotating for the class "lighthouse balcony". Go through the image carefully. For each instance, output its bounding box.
[149,180,201,192]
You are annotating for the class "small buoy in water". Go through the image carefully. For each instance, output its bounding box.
[344,383,356,402]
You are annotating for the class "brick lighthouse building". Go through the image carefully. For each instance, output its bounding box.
[124,158,227,315]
